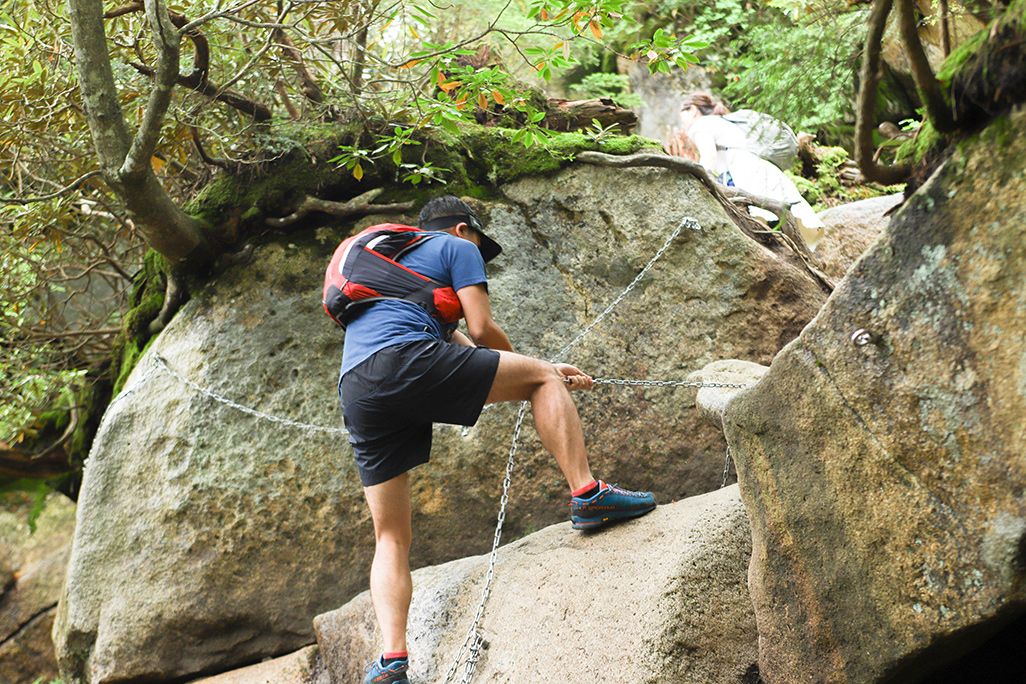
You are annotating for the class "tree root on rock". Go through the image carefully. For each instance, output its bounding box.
[265,188,415,228]
[148,270,186,336]
[575,152,834,293]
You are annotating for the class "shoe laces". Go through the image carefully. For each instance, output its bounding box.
[606,483,645,497]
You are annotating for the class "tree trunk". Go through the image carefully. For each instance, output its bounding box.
[543,97,638,132]
[67,0,213,266]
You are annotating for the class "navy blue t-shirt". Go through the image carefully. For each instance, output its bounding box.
[340,232,488,376]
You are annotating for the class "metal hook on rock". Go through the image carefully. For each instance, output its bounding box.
[850,328,876,347]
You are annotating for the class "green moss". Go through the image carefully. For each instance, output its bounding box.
[936,30,989,85]
[109,249,169,395]
[895,120,943,165]
[187,121,661,233]
[186,150,352,228]
[455,126,660,185]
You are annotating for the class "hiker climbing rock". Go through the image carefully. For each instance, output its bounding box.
[672,91,826,249]
[325,195,657,684]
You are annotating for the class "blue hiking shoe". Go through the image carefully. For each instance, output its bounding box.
[363,655,410,684]
[570,481,656,530]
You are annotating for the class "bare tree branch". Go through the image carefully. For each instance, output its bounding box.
[940,0,952,56]
[722,187,816,262]
[1,170,102,205]
[121,0,181,177]
[25,328,121,339]
[855,0,913,184]
[149,270,185,334]
[275,28,323,104]
[896,0,956,132]
[130,60,273,120]
[275,80,303,120]
[265,188,415,228]
[190,126,231,169]
[105,1,209,87]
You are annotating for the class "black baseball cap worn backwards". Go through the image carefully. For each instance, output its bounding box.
[421,212,502,263]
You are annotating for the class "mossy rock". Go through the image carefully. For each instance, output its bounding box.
[110,250,169,395]
[184,121,661,235]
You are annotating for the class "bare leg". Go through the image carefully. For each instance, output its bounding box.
[363,472,413,654]
[485,351,595,491]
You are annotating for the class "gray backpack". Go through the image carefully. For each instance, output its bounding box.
[721,110,799,171]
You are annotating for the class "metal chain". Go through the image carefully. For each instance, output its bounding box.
[721,446,733,488]
[129,361,753,439]
[551,216,702,363]
[593,377,752,390]
[444,401,528,684]
[151,353,349,435]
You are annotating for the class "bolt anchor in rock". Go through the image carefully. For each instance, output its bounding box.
[850,328,876,347]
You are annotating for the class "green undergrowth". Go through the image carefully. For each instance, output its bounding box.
[1,373,108,509]
[895,120,943,166]
[790,146,903,211]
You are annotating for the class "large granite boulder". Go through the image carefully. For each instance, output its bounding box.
[0,494,76,684]
[314,485,757,683]
[723,110,1026,682]
[815,193,903,281]
[55,162,827,682]
[687,359,769,429]
[188,646,326,684]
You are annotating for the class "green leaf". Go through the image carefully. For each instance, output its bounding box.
[440,117,460,136]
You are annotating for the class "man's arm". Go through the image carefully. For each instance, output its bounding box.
[456,284,513,352]
[451,329,476,347]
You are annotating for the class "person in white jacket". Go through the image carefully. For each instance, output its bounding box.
[676,91,825,250]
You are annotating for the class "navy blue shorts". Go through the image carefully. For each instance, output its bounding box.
[339,339,501,486]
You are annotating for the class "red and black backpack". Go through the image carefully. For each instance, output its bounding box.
[322,223,463,329]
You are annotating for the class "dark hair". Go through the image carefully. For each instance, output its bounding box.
[418,195,477,229]
[680,91,731,116]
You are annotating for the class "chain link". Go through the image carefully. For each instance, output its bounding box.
[721,446,733,488]
[551,216,701,363]
[444,401,528,684]
[151,353,349,435]
[129,360,753,439]
[593,377,752,390]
